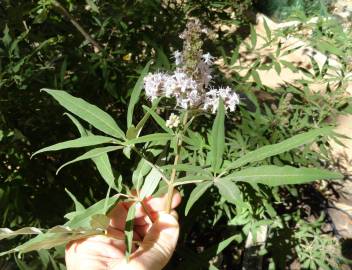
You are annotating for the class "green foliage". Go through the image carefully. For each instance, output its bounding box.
[1,0,351,269]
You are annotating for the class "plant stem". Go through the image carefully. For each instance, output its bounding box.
[52,0,103,52]
[165,111,188,213]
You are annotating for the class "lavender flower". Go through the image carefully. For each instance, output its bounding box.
[143,20,240,113]
[143,72,169,101]
[173,50,183,66]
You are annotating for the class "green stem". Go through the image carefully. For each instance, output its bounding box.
[165,111,189,213]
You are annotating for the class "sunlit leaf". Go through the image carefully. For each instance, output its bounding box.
[56,146,123,174]
[225,165,342,186]
[64,113,88,136]
[90,214,109,230]
[140,167,163,199]
[125,202,136,259]
[32,135,118,157]
[211,99,225,173]
[215,179,242,204]
[127,61,151,127]
[65,189,85,212]
[66,196,117,229]
[185,181,212,215]
[42,89,125,139]
[224,128,332,172]
[125,133,173,145]
[142,105,173,134]
[250,24,257,49]
[93,154,118,190]
[65,114,118,190]
[0,227,42,241]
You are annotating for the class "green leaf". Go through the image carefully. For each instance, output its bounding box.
[32,135,117,157]
[250,24,257,49]
[65,189,85,212]
[85,0,99,13]
[125,133,173,145]
[316,40,343,56]
[127,61,151,127]
[64,113,88,136]
[0,198,118,256]
[66,196,117,229]
[174,175,212,186]
[42,89,125,139]
[161,164,212,176]
[214,179,242,204]
[211,99,225,173]
[65,114,117,190]
[132,159,153,191]
[251,70,262,87]
[0,227,42,241]
[90,214,109,230]
[225,165,342,186]
[140,167,163,199]
[56,146,123,174]
[142,105,173,134]
[125,202,136,259]
[1,228,102,256]
[2,25,12,47]
[224,128,332,172]
[185,181,212,215]
[263,19,271,41]
[93,154,118,191]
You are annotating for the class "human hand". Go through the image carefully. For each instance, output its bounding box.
[65,192,181,270]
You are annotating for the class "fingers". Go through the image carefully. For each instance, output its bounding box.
[140,212,179,268]
[108,190,181,230]
[129,212,180,270]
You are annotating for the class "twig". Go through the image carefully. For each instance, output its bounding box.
[52,0,103,52]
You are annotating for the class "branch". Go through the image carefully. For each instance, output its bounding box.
[52,0,103,52]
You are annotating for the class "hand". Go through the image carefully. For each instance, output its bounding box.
[65,192,181,270]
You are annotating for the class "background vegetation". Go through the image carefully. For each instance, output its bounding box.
[1,0,351,269]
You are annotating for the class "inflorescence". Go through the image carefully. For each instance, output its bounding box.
[143,19,240,113]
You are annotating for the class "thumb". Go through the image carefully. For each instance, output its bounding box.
[129,212,179,270]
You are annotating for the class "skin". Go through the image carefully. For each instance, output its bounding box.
[65,192,181,270]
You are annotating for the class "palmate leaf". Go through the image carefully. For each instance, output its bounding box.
[185,181,212,216]
[32,135,117,157]
[56,146,123,174]
[224,127,332,173]
[211,99,225,173]
[224,165,342,186]
[42,89,125,139]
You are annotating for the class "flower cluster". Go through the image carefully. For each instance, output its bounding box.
[143,20,240,113]
[165,113,180,128]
